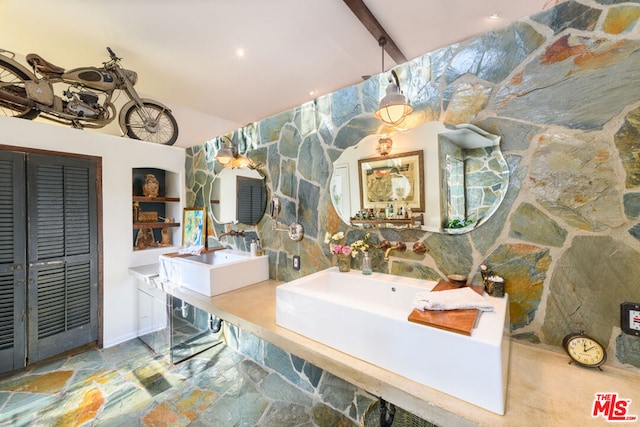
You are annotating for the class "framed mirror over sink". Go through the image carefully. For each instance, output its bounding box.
[330,121,509,234]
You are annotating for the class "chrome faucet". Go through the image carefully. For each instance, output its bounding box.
[218,229,245,238]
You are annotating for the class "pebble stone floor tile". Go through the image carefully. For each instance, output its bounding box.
[0,339,359,427]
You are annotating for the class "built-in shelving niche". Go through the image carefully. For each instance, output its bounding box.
[132,168,181,251]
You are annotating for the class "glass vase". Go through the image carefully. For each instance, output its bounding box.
[336,254,351,272]
[361,252,372,275]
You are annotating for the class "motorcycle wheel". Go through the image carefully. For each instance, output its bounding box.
[0,59,40,119]
[122,102,178,146]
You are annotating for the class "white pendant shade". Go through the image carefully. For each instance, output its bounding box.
[374,81,413,127]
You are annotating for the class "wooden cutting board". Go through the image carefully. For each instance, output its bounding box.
[407,281,484,336]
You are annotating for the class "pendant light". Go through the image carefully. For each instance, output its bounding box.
[374,37,412,127]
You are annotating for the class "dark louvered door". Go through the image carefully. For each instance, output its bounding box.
[26,154,98,363]
[0,152,27,373]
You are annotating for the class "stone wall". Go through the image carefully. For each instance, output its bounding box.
[186,0,640,372]
[224,324,376,426]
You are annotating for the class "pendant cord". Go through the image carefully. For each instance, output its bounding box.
[379,37,387,74]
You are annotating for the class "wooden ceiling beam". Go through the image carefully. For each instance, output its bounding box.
[342,0,408,64]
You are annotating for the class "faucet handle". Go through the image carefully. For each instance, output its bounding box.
[412,242,428,255]
[376,240,392,250]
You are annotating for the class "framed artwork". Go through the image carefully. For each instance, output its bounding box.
[182,207,206,248]
[358,150,425,212]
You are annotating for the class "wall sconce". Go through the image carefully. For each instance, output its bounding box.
[376,137,393,156]
[374,38,412,127]
[214,136,237,166]
[214,135,260,169]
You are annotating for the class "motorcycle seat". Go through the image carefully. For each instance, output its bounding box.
[26,53,65,75]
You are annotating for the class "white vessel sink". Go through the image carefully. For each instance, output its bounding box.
[276,268,510,414]
[158,249,269,297]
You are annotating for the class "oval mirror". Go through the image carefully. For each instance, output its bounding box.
[210,168,267,225]
[329,121,509,234]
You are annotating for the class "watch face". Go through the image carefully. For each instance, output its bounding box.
[565,335,606,367]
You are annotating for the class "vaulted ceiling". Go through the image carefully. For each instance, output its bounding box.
[0,0,554,146]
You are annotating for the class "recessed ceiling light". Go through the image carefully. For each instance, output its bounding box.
[309,90,316,97]
[488,12,502,20]
[235,48,245,58]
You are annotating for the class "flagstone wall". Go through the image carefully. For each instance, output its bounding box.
[186,0,640,371]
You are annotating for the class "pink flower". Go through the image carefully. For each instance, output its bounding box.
[331,245,351,256]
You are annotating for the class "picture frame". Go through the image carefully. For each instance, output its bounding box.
[182,207,206,248]
[358,150,425,212]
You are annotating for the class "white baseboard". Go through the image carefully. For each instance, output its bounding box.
[102,331,139,349]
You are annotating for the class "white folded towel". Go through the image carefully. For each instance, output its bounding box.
[178,245,205,255]
[412,287,494,312]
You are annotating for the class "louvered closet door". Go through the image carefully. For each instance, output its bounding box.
[26,154,98,363]
[0,152,27,373]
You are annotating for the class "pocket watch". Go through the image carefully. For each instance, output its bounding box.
[562,330,607,369]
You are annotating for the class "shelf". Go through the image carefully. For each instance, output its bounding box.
[132,168,182,251]
[133,196,180,203]
[350,218,412,225]
[133,222,180,229]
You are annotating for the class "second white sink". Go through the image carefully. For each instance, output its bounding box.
[158,249,269,296]
[276,268,510,414]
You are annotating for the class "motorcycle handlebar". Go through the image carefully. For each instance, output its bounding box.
[106,47,118,60]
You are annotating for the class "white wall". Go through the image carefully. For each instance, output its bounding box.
[0,117,185,347]
[31,97,240,149]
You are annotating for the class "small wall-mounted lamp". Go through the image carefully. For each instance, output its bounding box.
[374,38,412,128]
[376,137,393,156]
[214,135,260,169]
[214,136,237,166]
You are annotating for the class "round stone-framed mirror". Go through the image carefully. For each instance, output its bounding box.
[209,167,266,225]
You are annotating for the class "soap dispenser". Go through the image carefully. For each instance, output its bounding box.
[361,251,372,275]
[250,239,257,257]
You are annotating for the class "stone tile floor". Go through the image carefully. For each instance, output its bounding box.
[0,339,359,427]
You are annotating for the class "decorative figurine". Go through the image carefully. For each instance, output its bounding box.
[160,217,173,246]
[134,228,155,249]
[142,174,160,198]
[133,201,140,222]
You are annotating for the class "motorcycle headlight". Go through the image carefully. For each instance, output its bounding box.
[123,70,138,86]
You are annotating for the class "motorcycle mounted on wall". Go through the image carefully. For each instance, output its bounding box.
[0,47,178,145]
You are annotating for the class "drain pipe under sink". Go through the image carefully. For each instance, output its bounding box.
[208,314,223,333]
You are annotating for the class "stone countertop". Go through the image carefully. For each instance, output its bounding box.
[131,267,640,426]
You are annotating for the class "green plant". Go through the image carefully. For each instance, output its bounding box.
[446,218,473,229]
